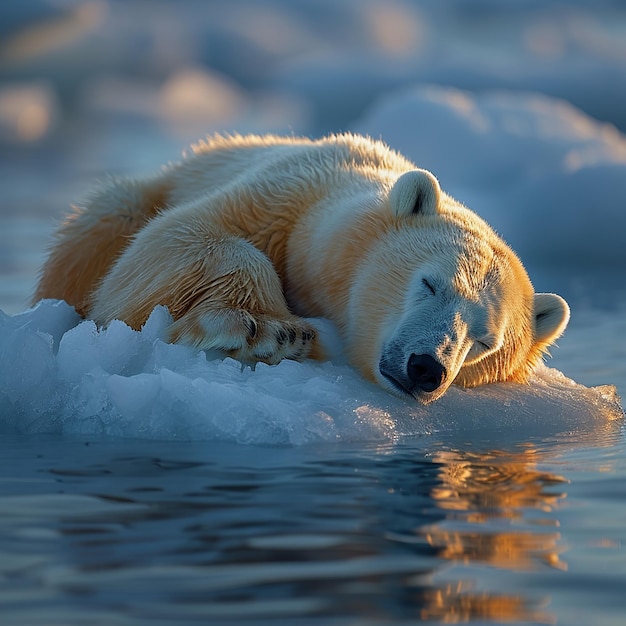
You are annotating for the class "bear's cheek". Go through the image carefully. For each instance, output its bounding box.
[453,340,525,387]
[453,360,494,388]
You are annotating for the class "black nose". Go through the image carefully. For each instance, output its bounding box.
[407,354,446,393]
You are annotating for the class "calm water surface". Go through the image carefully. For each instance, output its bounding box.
[1,419,624,625]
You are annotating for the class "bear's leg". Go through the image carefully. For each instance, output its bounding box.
[89,231,318,365]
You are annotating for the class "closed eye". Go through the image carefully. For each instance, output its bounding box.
[466,339,494,362]
[422,278,436,295]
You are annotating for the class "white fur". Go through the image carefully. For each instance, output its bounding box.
[35,133,570,403]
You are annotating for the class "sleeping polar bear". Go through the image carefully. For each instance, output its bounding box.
[34,133,569,404]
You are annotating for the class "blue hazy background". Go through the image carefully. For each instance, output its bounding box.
[1,0,626,313]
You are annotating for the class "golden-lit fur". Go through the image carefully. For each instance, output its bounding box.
[34,133,569,402]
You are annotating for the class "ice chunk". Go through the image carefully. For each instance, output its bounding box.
[12,299,81,351]
[0,302,622,447]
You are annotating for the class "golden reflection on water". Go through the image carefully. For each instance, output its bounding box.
[417,446,569,624]
[419,584,554,625]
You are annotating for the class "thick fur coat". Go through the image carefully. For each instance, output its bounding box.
[35,133,569,403]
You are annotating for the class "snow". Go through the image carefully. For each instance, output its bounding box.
[354,85,626,269]
[1,1,625,444]
[0,300,621,446]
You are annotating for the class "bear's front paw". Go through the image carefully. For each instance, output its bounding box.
[168,307,317,364]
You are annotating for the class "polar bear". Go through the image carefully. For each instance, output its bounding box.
[34,133,569,403]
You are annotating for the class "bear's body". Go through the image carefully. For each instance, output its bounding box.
[35,133,569,403]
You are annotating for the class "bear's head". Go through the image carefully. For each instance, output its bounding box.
[347,170,570,404]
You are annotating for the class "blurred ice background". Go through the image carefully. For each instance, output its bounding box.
[3,0,626,306]
[0,0,625,440]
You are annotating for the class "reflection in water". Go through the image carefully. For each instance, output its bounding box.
[0,439,581,625]
[432,448,567,521]
[419,584,553,625]
[414,446,569,624]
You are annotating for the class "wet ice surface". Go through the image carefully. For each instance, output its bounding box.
[0,299,622,449]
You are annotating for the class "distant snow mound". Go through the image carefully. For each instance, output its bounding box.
[355,85,626,268]
[0,300,622,447]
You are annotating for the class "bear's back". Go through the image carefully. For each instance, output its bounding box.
[162,133,415,210]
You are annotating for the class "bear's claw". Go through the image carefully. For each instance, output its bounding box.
[168,306,316,365]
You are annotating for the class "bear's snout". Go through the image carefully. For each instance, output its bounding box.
[407,353,446,393]
[379,351,447,401]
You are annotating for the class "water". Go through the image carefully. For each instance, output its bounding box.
[1,423,624,626]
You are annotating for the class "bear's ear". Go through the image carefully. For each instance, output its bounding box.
[533,293,570,346]
[389,170,441,218]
